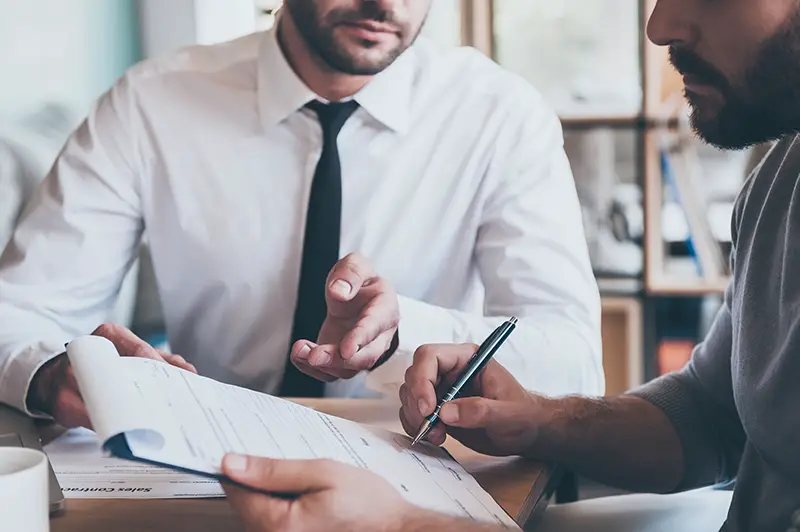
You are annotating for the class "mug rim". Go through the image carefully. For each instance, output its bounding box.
[0,447,48,478]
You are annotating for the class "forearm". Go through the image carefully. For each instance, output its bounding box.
[395,510,505,532]
[532,395,684,494]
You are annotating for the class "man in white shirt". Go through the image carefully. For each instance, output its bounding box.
[0,0,603,427]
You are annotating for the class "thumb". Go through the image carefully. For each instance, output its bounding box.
[222,455,339,494]
[438,397,514,430]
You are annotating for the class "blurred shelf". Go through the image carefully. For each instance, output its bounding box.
[559,115,679,130]
[601,295,644,394]
[561,115,640,129]
[646,275,730,296]
[596,275,644,296]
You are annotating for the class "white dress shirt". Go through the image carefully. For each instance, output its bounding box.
[0,27,604,415]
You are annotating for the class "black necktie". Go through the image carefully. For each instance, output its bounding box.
[279,100,360,397]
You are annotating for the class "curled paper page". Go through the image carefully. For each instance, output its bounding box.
[66,336,165,452]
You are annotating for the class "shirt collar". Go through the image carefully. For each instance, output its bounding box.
[257,25,415,134]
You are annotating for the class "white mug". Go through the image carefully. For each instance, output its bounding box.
[0,447,50,532]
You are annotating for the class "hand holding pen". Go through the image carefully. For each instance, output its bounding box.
[399,318,542,456]
[411,317,518,445]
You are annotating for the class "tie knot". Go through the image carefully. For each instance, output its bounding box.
[306,100,360,136]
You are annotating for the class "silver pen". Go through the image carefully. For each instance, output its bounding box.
[411,317,518,446]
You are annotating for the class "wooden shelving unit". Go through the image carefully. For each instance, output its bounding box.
[454,0,737,389]
[460,0,731,296]
[601,297,644,395]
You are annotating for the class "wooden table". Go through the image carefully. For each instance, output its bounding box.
[50,399,557,531]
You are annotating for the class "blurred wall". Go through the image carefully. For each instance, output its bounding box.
[0,0,140,119]
[137,0,258,59]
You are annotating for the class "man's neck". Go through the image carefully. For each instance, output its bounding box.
[277,13,372,102]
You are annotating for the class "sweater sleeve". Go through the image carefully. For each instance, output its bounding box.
[629,177,755,491]
[629,282,745,491]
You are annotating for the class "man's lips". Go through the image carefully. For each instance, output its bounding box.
[339,19,399,39]
[682,74,720,97]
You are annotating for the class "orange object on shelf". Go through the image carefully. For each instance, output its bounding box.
[657,339,695,375]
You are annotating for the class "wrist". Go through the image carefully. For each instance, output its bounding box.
[26,353,67,415]
[520,394,573,461]
[524,395,597,462]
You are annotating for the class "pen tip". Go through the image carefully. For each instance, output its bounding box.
[509,316,518,325]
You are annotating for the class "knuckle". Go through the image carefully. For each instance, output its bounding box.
[472,399,490,420]
[343,261,364,280]
[252,457,275,479]
[345,251,366,265]
[93,323,116,338]
[412,344,432,364]
[131,343,155,359]
[399,383,409,402]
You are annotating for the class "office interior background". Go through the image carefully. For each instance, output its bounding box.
[0,1,758,425]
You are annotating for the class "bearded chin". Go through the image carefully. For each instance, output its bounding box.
[688,90,800,151]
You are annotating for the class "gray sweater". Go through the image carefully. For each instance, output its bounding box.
[633,135,800,532]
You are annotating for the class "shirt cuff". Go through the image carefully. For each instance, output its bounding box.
[393,295,458,357]
[627,374,722,492]
[364,295,450,396]
[1,343,64,418]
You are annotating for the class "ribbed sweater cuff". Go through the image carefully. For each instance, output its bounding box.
[628,375,721,492]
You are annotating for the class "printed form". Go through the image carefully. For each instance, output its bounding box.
[66,337,519,528]
[44,429,224,499]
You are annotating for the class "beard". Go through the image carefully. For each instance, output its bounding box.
[284,0,424,76]
[669,10,800,150]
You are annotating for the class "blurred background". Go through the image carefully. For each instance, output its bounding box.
[0,1,764,401]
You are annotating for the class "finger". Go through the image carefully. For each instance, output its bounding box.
[340,299,398,360]
[406,344,478,416]
[326,330,393,372]
[222,455,341,493]
[399,407,445,446]
[222,483,285,530]
[326,253,376,304]
[399,387,446,445]
[291,340,315,363]
[302,344,362,378]
[92,323,164,362]
[290,342,353,382]
[292,341,335,373]
[301,344,366,378]
[306,343,336,368]
[160,352,198,373]
[438,396,512,429]
[289,359,342,383]
[54,390,93,430]
[399,383,423,429]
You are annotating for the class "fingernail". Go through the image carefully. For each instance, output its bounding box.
[312,352,332,367]
[332,279,352,298]
[418,399,428,416]
[225,454,248,473]
[440,404,459,423]
[297,344,311,360]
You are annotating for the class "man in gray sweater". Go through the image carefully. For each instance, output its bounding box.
[211,0,800,531]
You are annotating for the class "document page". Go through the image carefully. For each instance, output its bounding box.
[44,429,224,499]
[67,337,518,528]
[121,359,518,528]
